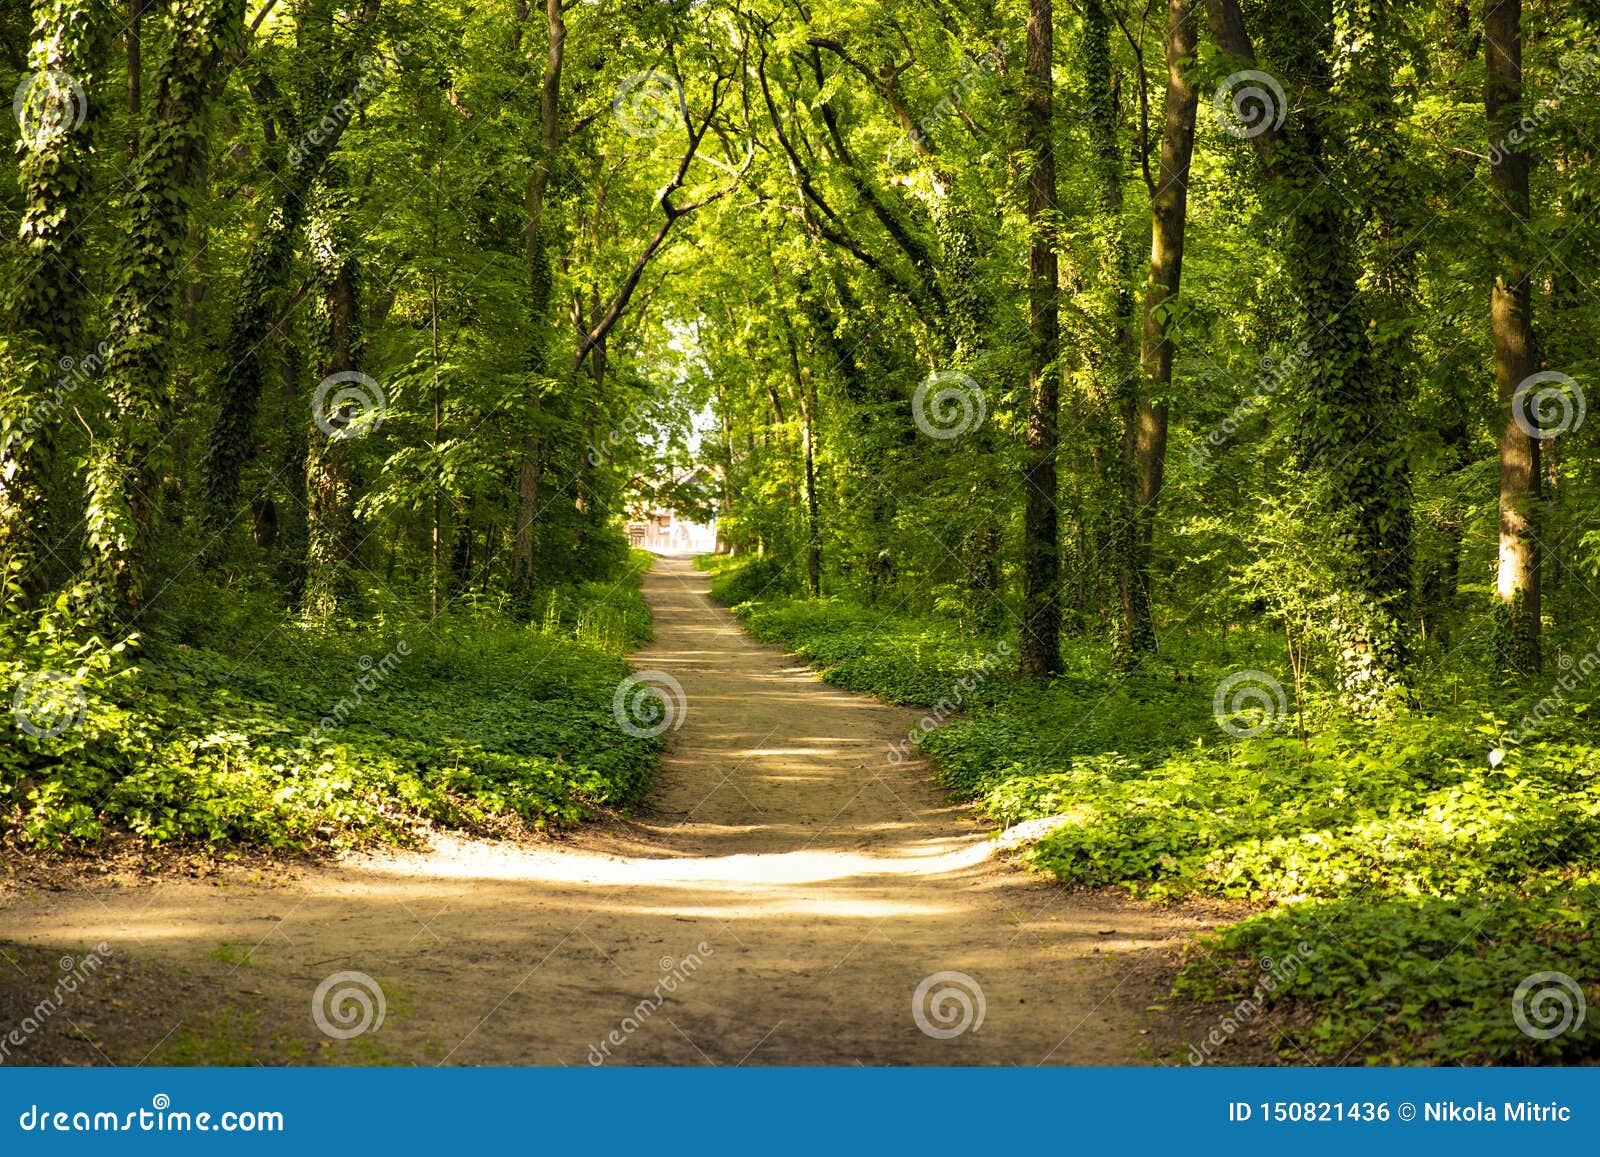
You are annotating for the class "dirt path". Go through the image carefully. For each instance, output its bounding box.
[1,556,1209,1065]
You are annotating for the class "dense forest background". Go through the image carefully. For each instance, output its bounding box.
[3,0,1598,1063]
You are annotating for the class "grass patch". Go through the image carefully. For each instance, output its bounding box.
[1,553,660,854]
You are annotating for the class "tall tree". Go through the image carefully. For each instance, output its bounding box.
[1122,0,1199,660]
[1019,0,1062,677]
[1206,0,1415,711]
[1,0,112,595]
[198,0,383,541]
[1485,0,1540,674]
[83,0,243,618]
[512,0,567,592]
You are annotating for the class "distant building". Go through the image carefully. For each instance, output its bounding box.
[626,465,720,554]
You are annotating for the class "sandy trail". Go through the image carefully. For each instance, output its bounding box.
[1,555,1207,1065]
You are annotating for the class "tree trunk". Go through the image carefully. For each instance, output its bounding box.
[512,0,566,592]
[83,0,242,618]
[199,0,382,538]
[1206,0,1415,711]
[1486,0,1540,674]
[301,221,362,624]
[1019,0,1062,677]
[795,346,822,596]
[1123,0,1199,659]
[1,3,111,597]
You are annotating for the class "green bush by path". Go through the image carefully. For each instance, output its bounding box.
[698,551,803,605]
[1,554,659,853]
[723,584,1600,1064]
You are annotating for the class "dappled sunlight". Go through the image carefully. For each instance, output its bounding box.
[347,835,998,889]
[2,554,1209,1067]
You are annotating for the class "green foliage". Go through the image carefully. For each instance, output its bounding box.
[702,553,803,606]
[1178,885,1600,1064]
[730,582,1600,1063]
[2,0,1599,1074]
[0,562,657,852]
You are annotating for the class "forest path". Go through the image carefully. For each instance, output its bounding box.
[2,555,1208,1065]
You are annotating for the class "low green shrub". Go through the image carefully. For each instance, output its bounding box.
[1,559,659,853]
[701,554,802,605]
[725,588,1600,1063]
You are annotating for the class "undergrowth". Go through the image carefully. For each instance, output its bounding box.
[1,552,659,853]
[713,554,1600,1064]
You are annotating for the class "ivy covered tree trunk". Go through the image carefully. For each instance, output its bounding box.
[1019,0,1062,677]
[199,0,383,539]
[1,0,111,596]
[800,367,821,597]
[1287,25,1414,711]
[301,175,363,624]
[1210,0,1415,711]
[1082,0,1144,667]
[513,0,566,594]
[275,342,310,600]
[83,0,243,619]
[1485,0,1541,675]
[1123,0,1199,661]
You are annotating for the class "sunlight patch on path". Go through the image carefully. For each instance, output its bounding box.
[344,834,999,889]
